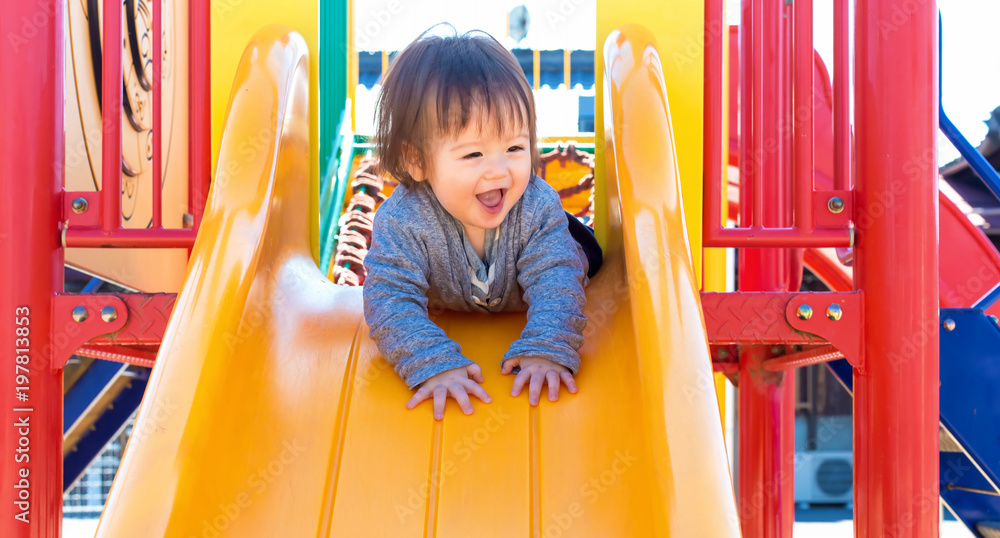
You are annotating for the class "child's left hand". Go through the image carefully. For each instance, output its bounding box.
[501,357,578,405]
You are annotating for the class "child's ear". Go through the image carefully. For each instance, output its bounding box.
[401,143,427,182]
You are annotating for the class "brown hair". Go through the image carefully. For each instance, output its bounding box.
[375,27,539,186]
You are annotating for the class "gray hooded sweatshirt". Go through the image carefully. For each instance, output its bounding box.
[363,175,589,389]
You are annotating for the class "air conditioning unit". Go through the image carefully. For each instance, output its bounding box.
[794,451,853,507]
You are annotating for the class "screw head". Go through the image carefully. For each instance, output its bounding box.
[71,197,89,214]
[990,315,999,327]
[100,306,118,323]
[796,304,813,320]
[943,318,956,332]
[717,348,730,360]
[826,304,843,321]
[71,306,88,322]
[827,196,845,214]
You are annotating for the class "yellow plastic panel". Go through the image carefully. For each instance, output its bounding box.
[212,0,320,263]
[596,0,704,285]
[97,25,738,537]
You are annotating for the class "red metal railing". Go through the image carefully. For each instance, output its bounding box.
[152,0,163,229]
[703,0,853,248]
[833,0,851,191]
[189,0,212,232]
[63,0,210,249]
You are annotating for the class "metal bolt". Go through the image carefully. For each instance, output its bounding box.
[101,306,118,323]
[770,345,784,355]
[796,304,813,320]
[72,306,88,322]
[71,197,89,214]
[717,348,730,360]
[943,319,956,331]
[990,315,999,327]
[827,196,845,214]
[826,304,843,321]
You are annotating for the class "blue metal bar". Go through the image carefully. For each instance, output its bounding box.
[939,112,1000,203]
[63,372,148,492]
[81,277,102,294]
[64,360,129,431]
[973,282,1000,311]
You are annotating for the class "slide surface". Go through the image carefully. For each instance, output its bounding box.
[96,26,739,537]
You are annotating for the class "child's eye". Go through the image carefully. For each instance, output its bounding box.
[507,145,524,153]
[463,152,483,159]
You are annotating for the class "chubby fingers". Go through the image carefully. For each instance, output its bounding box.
[407,380,492,421]
[501,359,520,375]
[467,363,486,383]
[462,378,492,404]
[510,367,579,405]
[433,385,448,420]
[447,381,493,417]
[561,371,578,394]
[406,383,435,410]
[448,382,474,416]
[527,370,546,405]
[546,370,561,401]
[510,368,531,397]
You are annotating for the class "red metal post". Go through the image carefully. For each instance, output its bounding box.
[708,227,849,247]
[102,0,123,231]
[703,0,724,237]
[793,0,814,233]
[738,0,753,231]
[63,227,196,249]
[853,0,939,536]
[1,0,66,534]
[152,0,163,228]
[833,0,851,191]
[189,0,212,230]
[736,0,794,536]
[747,0,763,229]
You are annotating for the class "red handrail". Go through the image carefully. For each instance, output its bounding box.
[793,0,814,233]
[152,0,163,228]
[703,0,725,235]
[703,0,852,248]
[833,0,851,191]
[189,0,211,231]
[100,0,122,232]
[64,0,210,248]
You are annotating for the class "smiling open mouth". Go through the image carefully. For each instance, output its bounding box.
[476,189,506,213]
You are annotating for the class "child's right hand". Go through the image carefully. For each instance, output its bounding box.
[406,364,492,420]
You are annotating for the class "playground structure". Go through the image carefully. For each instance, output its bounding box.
[4,0,1000,536]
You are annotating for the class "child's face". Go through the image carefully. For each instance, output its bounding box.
[410,118,532,234]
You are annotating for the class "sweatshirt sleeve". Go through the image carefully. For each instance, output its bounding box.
[363,211,474,389]
[502,185,588,373]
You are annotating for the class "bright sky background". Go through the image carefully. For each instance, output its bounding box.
[355,1,1000,166]
[937,2,1000,165]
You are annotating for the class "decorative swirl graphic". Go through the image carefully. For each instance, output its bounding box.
[74,0,175,224]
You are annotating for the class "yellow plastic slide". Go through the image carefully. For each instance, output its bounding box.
[96,25,739,537]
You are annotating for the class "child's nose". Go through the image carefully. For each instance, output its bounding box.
[483,156,507,180]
